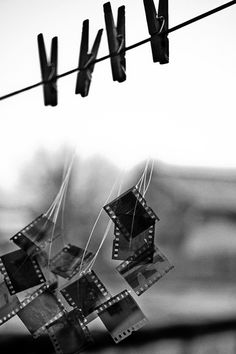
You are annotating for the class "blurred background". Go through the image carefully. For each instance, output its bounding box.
[1,0,236,352]
[1,150,236,353]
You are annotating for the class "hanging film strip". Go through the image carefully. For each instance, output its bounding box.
[17,283,65,338]
[0,281,21,326]
[97,289,147,343]
[50,244,94,279]
[112,224,155,260]
[116,243,174,295]
[10,214,56,256]
[46,308,93,354]
[0,249,46,295]
[61,270,111,320]
[104,186,159,240]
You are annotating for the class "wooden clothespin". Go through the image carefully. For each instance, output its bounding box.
[75,20,103,97]
[37,33,58,106]
[143,0,169,64]
[103,2,126,83]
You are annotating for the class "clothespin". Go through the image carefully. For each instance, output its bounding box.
[103,2,126,83]
[37,33,58,106]
[143,0,169,64]
[75,20,103,97]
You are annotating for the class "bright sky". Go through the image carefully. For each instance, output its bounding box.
[0,0,236,189]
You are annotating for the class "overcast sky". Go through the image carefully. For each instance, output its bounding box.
[0,0,236,188]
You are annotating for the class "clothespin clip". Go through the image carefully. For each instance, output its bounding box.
[75,20,103,97]
[103,2,126,83]
[37,33,58,106]
[143,0,169,64]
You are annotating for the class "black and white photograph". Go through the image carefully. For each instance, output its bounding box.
[1,1,236,353]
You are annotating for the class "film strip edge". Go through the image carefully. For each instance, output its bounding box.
[113,317,148,343]
[0,255,46,295]
[96,289,129,314]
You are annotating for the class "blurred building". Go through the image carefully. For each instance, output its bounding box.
[147,164,236,282]
[1,158,236,281]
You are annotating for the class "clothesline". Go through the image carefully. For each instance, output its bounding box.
[0,0,235,102]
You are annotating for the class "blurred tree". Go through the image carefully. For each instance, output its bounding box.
[16,148,121,267]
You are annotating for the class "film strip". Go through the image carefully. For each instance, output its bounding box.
[0,281,21,326]
[47,328,64,354]
[16,283,65,338]
[97,289,147,343]
[47,308,93,354]
[0,249,46,295]
[35,250,49,268]
[0,283,49,326]
[116,243,174,296]
[104,186,159,240]
[11,234,42,257]
[41,265,59,289]
[112,225,155,260]
[50,244,94,279]
[61,270,111,319]
[10,214,56,255]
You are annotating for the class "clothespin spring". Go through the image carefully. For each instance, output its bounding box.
[156,16,165,34]
[48,64,57,91]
